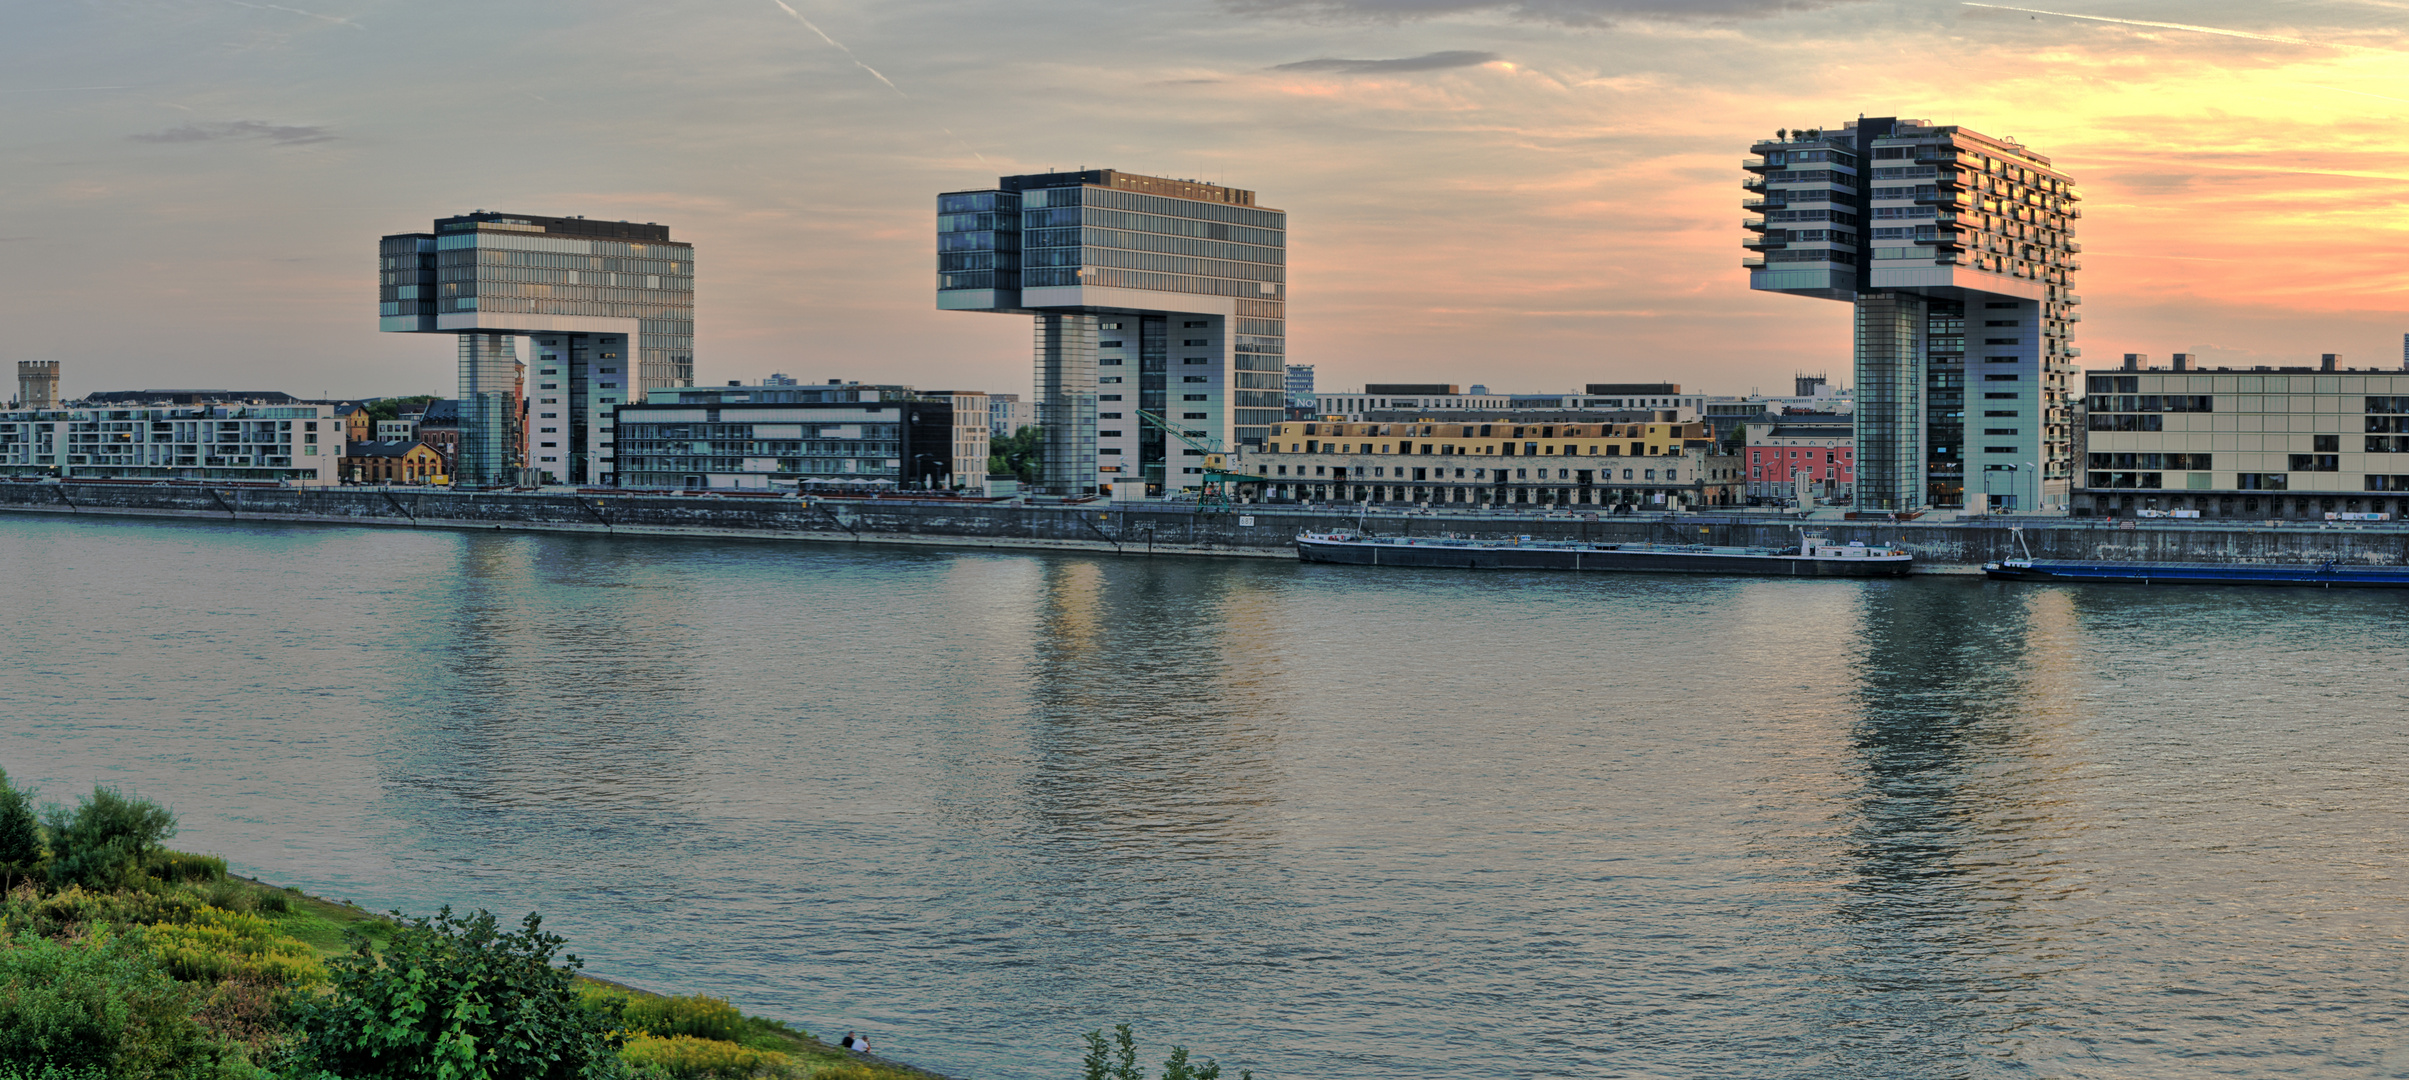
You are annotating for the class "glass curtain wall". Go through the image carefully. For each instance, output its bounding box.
[456,333,521,485]
[1853,293,1926,510]
[1034,313,1097,496]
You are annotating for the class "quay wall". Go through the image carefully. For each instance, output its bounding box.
[7,482,2409,573]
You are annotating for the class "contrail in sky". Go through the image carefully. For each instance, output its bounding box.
[1960,3,2316,45]
[226,0,365,29]
[769,0,904,95]
[764,0,985,162]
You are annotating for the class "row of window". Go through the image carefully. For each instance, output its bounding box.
[1268,465,1688,481]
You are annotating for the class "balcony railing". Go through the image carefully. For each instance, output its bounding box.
[1742,255,1767,269]
[1742,234,1787,249]
[1743,217,1770,231]
[1743,157,1776,173]
[1742,177,1769,193]
[1741,198,1787,212]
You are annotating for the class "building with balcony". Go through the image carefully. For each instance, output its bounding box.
[938,169,1286,496]
[612,383,952,491]
[0,403,343,484]
[1256,418,1738,508]
[1746,118,2080,510]
[380,212,694,486]
[2075,353,2409,520]
[1315,383,1704,421]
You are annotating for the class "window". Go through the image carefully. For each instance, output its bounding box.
[1183,358,1207,364]
[1101,376,1123,384]
[1373,467,1385,477]
[1100,412,1123,419]
[1183,338,1208,346]
[1983,428,2018,435]
[1184,320,1207,328]
[1984,445,2018,453]
[1983,374,2020,381]
[1100,321,1123,329]
[1100,341,1124,348]
[1622,469,1634,479]
[2314,434,2340,453]
[1984,392,2018,400]
[1983,410,2017,417]
[1098,430,1123,438]
[2288,454,2340,472]
[1645,469,1657,480]
[1183,394,1207,401]
[1984,320,2020,327]
[1100,394,1122,401]
[1182,376,1206,383]
[1101,358,1124,365]
[2237,473,2288,490]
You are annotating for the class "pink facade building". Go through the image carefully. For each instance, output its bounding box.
[1746,415,1853,502]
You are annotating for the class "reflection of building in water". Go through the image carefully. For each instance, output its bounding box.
[1019,559,1284,861]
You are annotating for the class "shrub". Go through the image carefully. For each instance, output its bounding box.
[624,994,747,1042]
[0,770,39,893]
[0,1064,107,1080]
[140,905,326,989]
[1081,1026,1250,1080]
[40,788,176,892]
[291,906,622,1080]
[621,1034,791,1079]
[150,853,226,886]
[0,927,242,1079]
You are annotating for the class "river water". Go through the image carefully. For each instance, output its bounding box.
[5,514,2408,1078]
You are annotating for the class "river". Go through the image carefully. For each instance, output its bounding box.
[5,514,2407,1078]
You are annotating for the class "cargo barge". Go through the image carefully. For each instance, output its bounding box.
[1295,531,1913,576]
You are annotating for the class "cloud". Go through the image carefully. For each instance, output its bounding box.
[1273,50,1501,73]
[129,120,335,146]
[1228,0,1855,25]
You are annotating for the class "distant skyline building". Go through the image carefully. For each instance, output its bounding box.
[1746,117,2081,510]
[938,169,1286,496]
[1285,364,1315,408]
[379,211,694,486]
[16,362,59,410]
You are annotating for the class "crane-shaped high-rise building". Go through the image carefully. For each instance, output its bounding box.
[1745,117,2081,510]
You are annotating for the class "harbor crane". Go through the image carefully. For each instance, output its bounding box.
[1134,409,1255,512]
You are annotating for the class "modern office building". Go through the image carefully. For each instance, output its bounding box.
[1746,118,2081,510]
[1258,418,1737,508]
[0,403,343,484]
[1285,364,1316,409]
[987,393,1036,438]
[938,169,1286,495]
[380,211,694,486]
[2075,353,2409,519]
[926,390,992,487]
[612,382,953,491]
[16,362,60,410]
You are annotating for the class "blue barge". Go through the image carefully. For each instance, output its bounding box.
[1984,558,2409,587]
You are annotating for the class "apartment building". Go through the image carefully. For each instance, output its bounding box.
[0,403,344,484]
[1255,418,1739,508]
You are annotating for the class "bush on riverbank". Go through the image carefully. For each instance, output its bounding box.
[0,772,948,1080]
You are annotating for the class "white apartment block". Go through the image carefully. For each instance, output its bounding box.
[0,403,344,485]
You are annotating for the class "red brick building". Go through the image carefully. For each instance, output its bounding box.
[1746,414,1853,503]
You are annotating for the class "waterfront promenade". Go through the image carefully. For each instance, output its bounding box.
[6,479,2409,574]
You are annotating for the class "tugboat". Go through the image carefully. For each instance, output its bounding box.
[1294,531,1912,577]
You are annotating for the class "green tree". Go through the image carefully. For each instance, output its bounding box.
[366,395,442,423]
[1080,1026,1248,1080]
[293,907,621,1080]
[39,787,175,891]
[0,768,40,892]
[989,425,1043,484]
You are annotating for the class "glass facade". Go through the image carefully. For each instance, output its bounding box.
[613,385,951,490]
[380,212,695,487]
[938,170,1288,492]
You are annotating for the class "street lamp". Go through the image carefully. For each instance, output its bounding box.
[2026,461,2039,512]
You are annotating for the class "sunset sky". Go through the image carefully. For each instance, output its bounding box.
[5,0,2406,400]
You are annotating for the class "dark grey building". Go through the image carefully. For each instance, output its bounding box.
[379,211,694,485]
[613,383,952,491]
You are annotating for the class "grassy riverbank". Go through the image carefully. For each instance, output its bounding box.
[237,873,937,1079]
[0,778,946,1080]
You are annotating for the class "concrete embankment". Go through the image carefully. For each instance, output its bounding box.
[7,481,2409,574]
